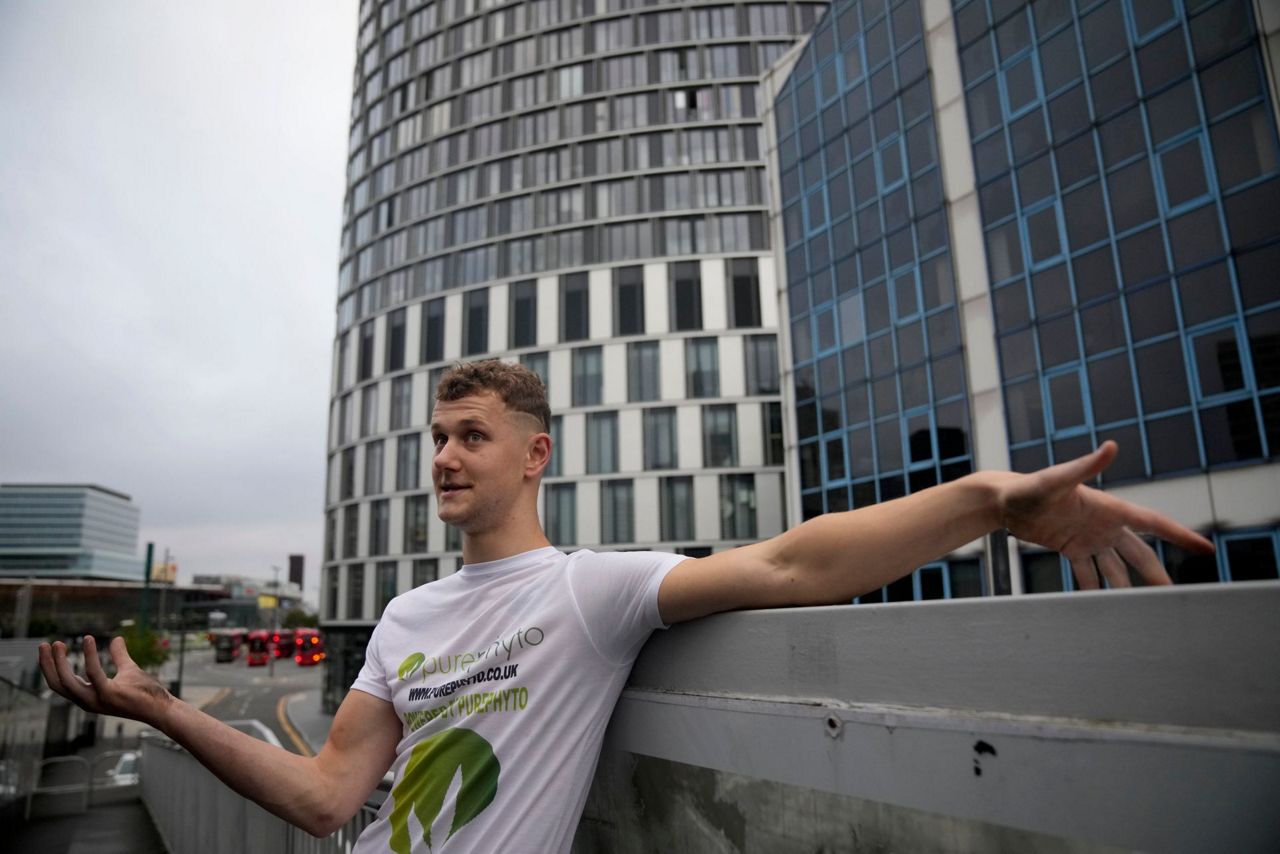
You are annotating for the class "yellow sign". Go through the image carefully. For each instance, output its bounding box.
[151,562,178,583]
[257,595,278,610]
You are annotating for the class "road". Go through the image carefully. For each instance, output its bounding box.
[171,645,322,754]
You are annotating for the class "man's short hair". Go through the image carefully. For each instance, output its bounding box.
[436,360,551,433]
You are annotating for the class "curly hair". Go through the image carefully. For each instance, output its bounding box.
[435,360,551,432]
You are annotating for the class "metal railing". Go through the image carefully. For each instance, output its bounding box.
[139,729,387,854]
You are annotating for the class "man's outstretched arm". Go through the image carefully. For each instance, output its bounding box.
[38,635,399,837]
[658,442,1215,624]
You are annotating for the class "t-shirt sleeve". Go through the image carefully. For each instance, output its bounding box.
[350,619,392,701]
[566,550,688,665]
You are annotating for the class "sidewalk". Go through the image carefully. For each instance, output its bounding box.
[285,688,334,754]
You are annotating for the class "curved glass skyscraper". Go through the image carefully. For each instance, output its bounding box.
[321,0,829,706]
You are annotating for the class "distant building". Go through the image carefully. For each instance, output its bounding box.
[0,484,142,581]
[288,553,304,589]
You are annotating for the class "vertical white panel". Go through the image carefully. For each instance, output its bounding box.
[371,316,385,378]
[411,371,428,428]
[590,268,613,339]
[701,258,728,331]
[440,556,459,579]
[383,433,397,492]
[677,404,702,470]
[548,348,572,411]
[537,275,559,346]
[427,495,445,559]
[417,430,431,489]
[397,559,412,599]
[443,292,463,360]
[562,412,586,477]
[758,254,780,329]
[327,454,339,504]
[405,303,422,368]
[719,335,746,398]
[388,497,404,557]
[660,338,684,401]
[489,282,509,353]
[738,401,763,468]
[577,480,600,546]
[693,474,720,542]
[619,408,643,472]
[602,343,627,405]
[644,262,669,334]
[634,477,660,543]
[756,471,785,539]
[353,452,365,503]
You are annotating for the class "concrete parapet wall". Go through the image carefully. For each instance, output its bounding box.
[575,583,1280,853]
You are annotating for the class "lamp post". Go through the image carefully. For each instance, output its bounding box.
[269,565,281,678]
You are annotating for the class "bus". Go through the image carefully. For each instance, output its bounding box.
[270,629,295,659]
[245,630,271,666]
[294,628,325,666]
[213,628,244,663]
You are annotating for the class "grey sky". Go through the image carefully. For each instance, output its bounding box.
[0,3,358,602]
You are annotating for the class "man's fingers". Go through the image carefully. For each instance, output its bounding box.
[83,635,112,691]
[108,636,138,672]
[51,640,102,711]
[1095,549,1130,588]
[1070,557,1100,590]
[1046,441,1117,492]
[38,642,67,695]
[1119,529,1173,586]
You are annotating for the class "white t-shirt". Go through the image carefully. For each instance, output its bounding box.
[350,546,686,854]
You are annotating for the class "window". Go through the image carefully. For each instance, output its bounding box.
[404,495,429,553]
[614,266,645,336]
[376,561,397,616]
[600,480,634,544]
[386,308,406,371]
[586,412,618,474]
[521,351,549,400]
[463,288,489,355]
[325,511,336,562]
[670,261,703,331]
[338,394,354,445]
[343,504,359,558]
[358,321,375,380]
[390,376,412,429]
[340,448,356,499]
[325,566,339,619]
[561,272,589,341]
[686,338,719,397]
[346,563,365,619]
[703,405,738,467]
[412,558,438,587]
[337,331,351,390]
[728,258,762,327]
[627,341,660,402]
[360,385,378,437]
[720,474,756,539]
[643,407,677,469]
[763,402,784,465]
[369,500,389,556]
[509,280,537,348]
[572,346,603,406]
[445,524,462,551]
[547,415,563,477]
[744,335,779,395]
[396,434,420,490]
[546,483,576,545]
[660,476,694,541]
[364,440,384,495]
[421,298,445,363]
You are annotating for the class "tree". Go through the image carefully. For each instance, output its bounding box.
[118,623,170,671]
[282,607,319,629]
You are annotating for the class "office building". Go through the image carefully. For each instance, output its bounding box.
[321,0,830,706]
[0,484,143,581]
[766,0,1280,599]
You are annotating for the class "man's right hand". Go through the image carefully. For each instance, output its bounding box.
[38,635,172,727]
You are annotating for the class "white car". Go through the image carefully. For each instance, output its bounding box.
[106,751,139,786]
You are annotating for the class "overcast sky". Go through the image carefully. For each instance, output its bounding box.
[0,3,359,603]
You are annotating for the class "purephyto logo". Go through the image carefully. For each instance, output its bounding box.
[389,727,499,854]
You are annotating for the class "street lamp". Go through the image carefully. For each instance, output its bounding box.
[269,565,281,678]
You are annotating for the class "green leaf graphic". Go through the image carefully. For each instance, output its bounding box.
[397,652,426,681]
[389,727,500,854]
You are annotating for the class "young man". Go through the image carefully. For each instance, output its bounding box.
[39,360,1211,853]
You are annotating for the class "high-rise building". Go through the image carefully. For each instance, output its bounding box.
[321,0,832,707]
[0,484,142,581]
[288,553,305,589]
[766,0,1280,600]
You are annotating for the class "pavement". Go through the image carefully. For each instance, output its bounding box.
[284,688,334,755]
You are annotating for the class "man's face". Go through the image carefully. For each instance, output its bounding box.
[430,392,545,533]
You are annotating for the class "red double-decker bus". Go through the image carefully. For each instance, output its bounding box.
[294,628,326,666]
[271,629,295,659]
[245,630,271,667]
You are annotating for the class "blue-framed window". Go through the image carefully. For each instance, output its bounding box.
[855,558,986,603]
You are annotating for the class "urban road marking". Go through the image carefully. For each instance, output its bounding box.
[200,687,231,710]
[277,692,315,757]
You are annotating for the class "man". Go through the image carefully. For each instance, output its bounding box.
[39,360,1211,852]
